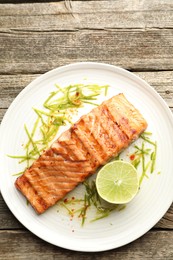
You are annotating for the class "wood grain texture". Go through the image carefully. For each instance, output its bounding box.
[0,194,23,229]
[0,229,173,259]
[0,109,6,122]
[0,1,173,73]
[0,29,173,73]
[0,0,173,257]
[155,204,173,229]
[0,0,173,30]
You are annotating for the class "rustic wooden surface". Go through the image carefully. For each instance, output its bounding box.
[0,0,173,259]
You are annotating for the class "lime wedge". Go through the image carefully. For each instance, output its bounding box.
[96,161,139,204]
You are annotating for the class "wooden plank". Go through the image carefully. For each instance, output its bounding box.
[0,28,173,74]
[0,194,23,229]
[0,229,173,259]
[1,71,173,110]
[155,204,173,229]
[1,1,173,15]
[135,71,173,107]
[0,1,173,31]
[0,109,6,122]
[0,2,173,73]
[0,74,38,108]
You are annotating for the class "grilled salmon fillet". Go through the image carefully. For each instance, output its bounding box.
[15,93,147,214]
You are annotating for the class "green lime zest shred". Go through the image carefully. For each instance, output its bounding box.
[130,132,159,186]
[150,142,157,173]
[24,124,40,157]
[61,180,122,226]
[12,171,25,176]
[60,202,74,215]
[140,133,156,146]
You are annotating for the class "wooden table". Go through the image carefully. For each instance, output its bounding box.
[0,0,173,259]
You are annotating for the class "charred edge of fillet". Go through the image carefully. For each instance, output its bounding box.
[15,175,49,214]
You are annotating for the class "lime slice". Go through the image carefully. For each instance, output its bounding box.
[96,160,139,204]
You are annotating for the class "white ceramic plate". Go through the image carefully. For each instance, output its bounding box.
[0,62,173,252]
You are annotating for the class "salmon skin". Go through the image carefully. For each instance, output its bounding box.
[15,93,147,214]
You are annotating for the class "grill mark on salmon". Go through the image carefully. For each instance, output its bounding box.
[83,105,128,159]
[15,174,50,213]
[33,160,92,171]
[51,142,76,161]
[58,130,87,161]
[71,130,100,168]
[24,169,80,205]
[58,133,79,161]
[105,97,145,140]
[15,93,148,214]
[101,105,130,148]
[85,104,129,160]
[82,112,111,160]
[80,118,108,161]
[73,123,103,165]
